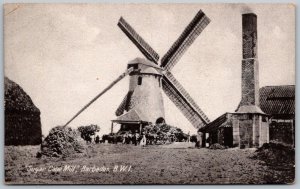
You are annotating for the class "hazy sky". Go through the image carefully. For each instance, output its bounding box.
[4,4,295,135]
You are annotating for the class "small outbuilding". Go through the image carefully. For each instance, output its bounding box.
[260,85,295,146]
[199,85,295,148]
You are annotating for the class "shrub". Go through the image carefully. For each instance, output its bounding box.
[78,124,100,143]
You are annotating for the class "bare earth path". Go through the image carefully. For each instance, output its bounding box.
[5,144,294,184]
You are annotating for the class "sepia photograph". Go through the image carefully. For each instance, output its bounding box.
[4,3,295,184]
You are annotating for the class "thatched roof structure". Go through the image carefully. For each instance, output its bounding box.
[5,77,42,145]
[5,77,40,113]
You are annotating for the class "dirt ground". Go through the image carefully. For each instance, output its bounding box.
[5,144,295,184]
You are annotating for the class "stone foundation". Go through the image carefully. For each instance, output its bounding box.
[232,113,269,148]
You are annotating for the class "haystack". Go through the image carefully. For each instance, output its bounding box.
[4,77,42,145]
[38,126,85,158]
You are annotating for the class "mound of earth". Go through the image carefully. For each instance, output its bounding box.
[251,142,295,166]
[38,126,85,158]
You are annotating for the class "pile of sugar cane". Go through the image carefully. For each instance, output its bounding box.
[37,126,85,158]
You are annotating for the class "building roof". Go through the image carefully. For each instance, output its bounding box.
[198,113,230,133]
[4,77,40,113]
[259,85,295,116]
[113,109,150,123]
[236,105,265,114]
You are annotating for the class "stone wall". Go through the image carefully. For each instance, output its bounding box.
[232,116,240,147]
[232,114,269,148]
[253,114,260,147]
[260,120,269,145]
[239,118,253,148]
[269,119,294,145]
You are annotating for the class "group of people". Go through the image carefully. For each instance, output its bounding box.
[93,130,197,146]
[120,130,183,146]
[122,131,147,146]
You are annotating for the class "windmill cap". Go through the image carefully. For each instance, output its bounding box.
[128,57,162,70]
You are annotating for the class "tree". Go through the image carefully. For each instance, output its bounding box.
[77,124,100,143]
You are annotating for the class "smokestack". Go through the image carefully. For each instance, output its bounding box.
[242,13,257,59]
[237,13,264,113]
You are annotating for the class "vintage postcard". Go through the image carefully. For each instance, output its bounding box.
[4,3,295,184]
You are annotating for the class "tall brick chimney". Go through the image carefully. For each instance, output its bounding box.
[232,13,269,149]
[237,13,264,113]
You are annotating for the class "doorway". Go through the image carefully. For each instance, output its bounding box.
[223,127,233,147]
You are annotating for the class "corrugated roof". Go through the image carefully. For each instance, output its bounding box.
[259,85,295,115]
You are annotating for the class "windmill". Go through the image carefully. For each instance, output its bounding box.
[64,9,211,134]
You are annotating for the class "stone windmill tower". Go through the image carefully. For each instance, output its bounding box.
[115,57,165,127]
[64,10,211,133]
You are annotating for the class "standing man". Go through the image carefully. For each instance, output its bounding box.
[95,135,100,144]
[196,131,203,148]
[128,131,133,144]
[187,131,191,143]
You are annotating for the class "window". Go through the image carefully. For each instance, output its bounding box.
[138,77,142,85]
[128,64,138,70]
[159,78,161,87]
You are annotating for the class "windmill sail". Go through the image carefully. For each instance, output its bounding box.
[115,91,133,116]
[64,67,134,127]
[118,17,160,63]
[162,71,210,129]
[160,10,210,71]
